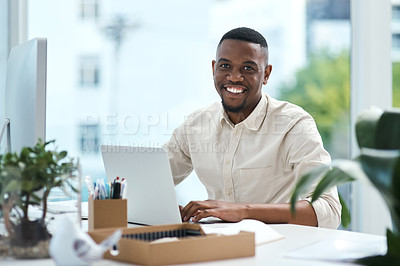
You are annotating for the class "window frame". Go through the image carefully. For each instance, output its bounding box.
[350,0,392,234]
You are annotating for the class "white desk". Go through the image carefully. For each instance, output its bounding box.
[1,223,386,266]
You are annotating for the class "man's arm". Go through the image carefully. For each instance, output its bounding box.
[180,199,318,226]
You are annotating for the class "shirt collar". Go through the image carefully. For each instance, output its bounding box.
[219,94,268,131]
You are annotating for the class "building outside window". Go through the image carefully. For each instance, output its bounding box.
[80,0,99,20]
[79,56,100,88]
[393,33,400,50]
[79,123,100,153]
[393,4,400,20]
[393,1,400,107]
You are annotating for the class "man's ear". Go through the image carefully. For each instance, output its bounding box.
[263,65,272,85]
[212,60,216,76]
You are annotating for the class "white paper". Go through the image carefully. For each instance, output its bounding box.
[200,219,284,245]
[284,237,387,261]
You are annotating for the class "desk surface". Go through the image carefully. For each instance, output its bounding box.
[1,223,386,266]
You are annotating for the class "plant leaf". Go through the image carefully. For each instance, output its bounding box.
[356,255,400,266]
[3,179,20,193]
[375,109,400,150]
[57,151,67,160]
[355,107,383,149]
[359,149,400,193]
[290,159,368,217]
[311,164,356,201]
[339,193,351,228]
[359,148,400,233]
[290,164,331,214]
[386,229,400,259]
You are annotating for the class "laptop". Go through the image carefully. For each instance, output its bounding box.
[100,145,182,225]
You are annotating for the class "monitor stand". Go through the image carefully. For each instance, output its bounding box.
[0,118,11,153]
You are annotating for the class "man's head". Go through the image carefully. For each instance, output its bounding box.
[218,27,269,62]
[212,27,272,123]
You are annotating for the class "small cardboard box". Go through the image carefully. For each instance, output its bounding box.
[88,198,127,230]
[88,223,255,265]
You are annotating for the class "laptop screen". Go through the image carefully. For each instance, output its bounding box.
[101,145,182,225]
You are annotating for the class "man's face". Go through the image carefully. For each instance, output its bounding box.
[212,39,272,118]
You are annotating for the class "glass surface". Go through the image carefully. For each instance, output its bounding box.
[393,2,400,107]
[27,0,351,213]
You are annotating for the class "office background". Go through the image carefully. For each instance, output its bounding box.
[0,0,397,236]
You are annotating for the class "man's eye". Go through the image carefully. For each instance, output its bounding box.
[243,66,254,71]
[220,64,230,69]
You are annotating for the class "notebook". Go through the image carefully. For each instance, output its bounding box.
[100,145,182,225]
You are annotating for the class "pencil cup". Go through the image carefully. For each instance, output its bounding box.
[88,198,127,230]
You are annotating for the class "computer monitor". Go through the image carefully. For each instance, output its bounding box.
[1,38,47,153]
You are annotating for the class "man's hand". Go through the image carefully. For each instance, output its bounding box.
[180,200,318,226]
[180,200,248,223]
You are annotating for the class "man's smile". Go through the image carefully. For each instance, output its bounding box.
[224,85,247,95]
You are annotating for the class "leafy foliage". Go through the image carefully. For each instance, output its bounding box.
[290,108,400,265]
[0,139,78,245]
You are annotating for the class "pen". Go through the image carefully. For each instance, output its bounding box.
[85,175,94,199]
[112,177,121,199]
[120,178,127,199]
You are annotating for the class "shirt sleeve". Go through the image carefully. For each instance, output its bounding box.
[285,114,342,229]
[164,127,193,186]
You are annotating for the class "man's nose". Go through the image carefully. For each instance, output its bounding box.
[227,69,244,82]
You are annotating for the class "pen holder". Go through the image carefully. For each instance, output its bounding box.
[88,198,127,231]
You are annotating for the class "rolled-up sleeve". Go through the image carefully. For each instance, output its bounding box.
[287,115,342,229]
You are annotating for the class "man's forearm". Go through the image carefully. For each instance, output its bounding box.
[243,200,318,227]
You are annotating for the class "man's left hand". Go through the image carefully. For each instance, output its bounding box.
[180,200,247,223]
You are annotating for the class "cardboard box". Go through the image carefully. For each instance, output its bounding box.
[88,198,127,230]
[89,223,255,265]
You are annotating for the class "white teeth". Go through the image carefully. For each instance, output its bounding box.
[226,87,244,94]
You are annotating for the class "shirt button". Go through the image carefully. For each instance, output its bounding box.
[226,189,232,195]
[225,160,231,165]
[233,130,238,135]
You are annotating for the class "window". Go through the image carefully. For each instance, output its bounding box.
[79,124,99,153]
[80,0,99,20]
[393,33,400,50]
[393,5,400,21]
[393,4,400,107]
[28,0,350,217]
[79,56,100,87]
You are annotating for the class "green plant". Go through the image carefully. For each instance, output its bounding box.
[0,139,78,247]
[290,107,400,265]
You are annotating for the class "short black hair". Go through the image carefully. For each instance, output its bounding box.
[218,27,268,49]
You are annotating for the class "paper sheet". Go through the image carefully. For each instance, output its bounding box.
[200,219,284,245]
[284,237,387,261]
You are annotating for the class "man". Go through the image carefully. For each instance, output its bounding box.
[165,27,341,229]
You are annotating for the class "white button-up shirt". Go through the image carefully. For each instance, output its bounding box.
[165,93,341,229]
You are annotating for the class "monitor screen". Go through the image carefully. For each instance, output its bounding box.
[4,38,47,153]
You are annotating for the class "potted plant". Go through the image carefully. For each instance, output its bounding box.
[290,107,400,265]
[0,139,78,258]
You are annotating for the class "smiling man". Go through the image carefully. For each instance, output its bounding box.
[165,27,341,229]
